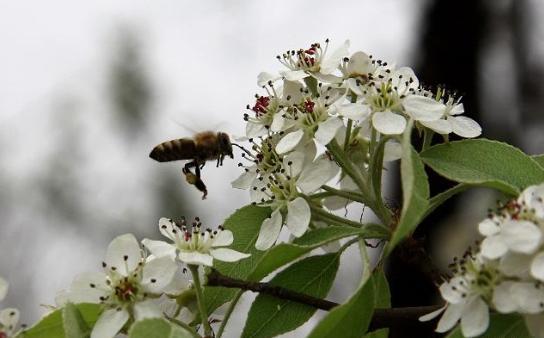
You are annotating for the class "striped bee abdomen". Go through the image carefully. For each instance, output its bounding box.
[149,138,197,162]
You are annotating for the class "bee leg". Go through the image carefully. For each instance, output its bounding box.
[182,167,208,199]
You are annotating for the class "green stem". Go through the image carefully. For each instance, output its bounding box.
[188,265,213,337]
[321,185,367,204]
[343,119,353,151]
[422,129,433,151]
[166,316,201,338]
[216,291,242,338]
[327,140,369,196]
[308,191,336,200]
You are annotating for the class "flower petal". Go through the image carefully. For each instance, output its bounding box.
[158,218,180,243]
[298,156,339,193]
[210,248,251,262]
[336,102,371,120]
[281,70,308,82]
[449,103,465,115]
[450,116,482,138]
[460,297,489,338]
[419,305,446,322]
[283,80,303,104]
[246,121,267,138]
[68,272,110,304]
[502,220,542,254]
[499,252,532,277]
[436,303,463,333]
[391,67,419,92]
[178,251,214,267]
[421,119,453,135]
[478,218,501,236]
[257,72,280,87]
[142,257,178,293]
[492,282,518,313]
[480,236,508,260]
[320,40,350,75]
[105,233,143,276]
[315,117,343,146]
[403,95,444,121]
[276,129,305,154]
[372,111,406,135]
[439,277,464,304]
[0,308,19,331]
[231,168,257,190]
[255,209,283,250]
[134,299,163,321]
[270,113,286,132]
[346,51,372,76]
[212,230,234,247]
[0,277,7,302]
[283,151,306,177]
[531,251,544,281]
[511,282,544,314]
[286,197,311,237]
[91,308,129,338]
[142,239,177,260]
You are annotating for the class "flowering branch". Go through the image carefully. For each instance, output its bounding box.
[206,269,442,331]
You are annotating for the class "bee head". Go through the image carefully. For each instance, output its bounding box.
[218,132,234,158]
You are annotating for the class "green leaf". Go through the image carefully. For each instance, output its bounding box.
[242,253,340,338]
[445,314,530,338]
[203,205,271,313]
[364,271,390,338]
[62,303,90,338]
[20,304,100,338]
[385,144,429,255]
[307,273,378,338]
[128,318,193,338]
[533,154,544,169]
[421,139,544,195]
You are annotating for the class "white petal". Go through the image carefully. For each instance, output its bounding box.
[212,230,234,247]
[336,102,371,120]
[162,269,190,295]
[419,306,446,322]
[478,218,501,236]
[450,116,482,138]
[158,217,179,242]
[391,67,419,92]
[0,277,7,302]
[68,272,110,303]
[315,117,343,146]
[250,177,270,203]
[531,251,544,281]
[105,233,142,276]
[346,51,372,76]
[255,209,283,250]
[142,239,177,260]
[246,121,267,138]
[298,156,339,193]
[384,141,402,162]
[480,236,508,260]
[436,303,463,333]
[142,257,178,293]
[439,277,464,304]
[270,113,286,132]
[276,129,305,154]
[502,220,542,254]
[231,168,257,190]
[492,282,518,313]
[403,95,445,121]
[283,80,303,104]
[281,70,308,82]
[91,308,129,338]
[320,40,350,74]
[511,282,544,314]
[210,248,251,262]
[372,111,407,135]
[460,297,489,338]
[286,197,311,237]
[312,73,344,84]
[499,252,532,277]
[420,119,453,135]
[346,78,364,96]
[0,308,19,330]
[283,151,306,177]
[134,299,163,321]
[178,251,214,267]
[449,103,465,115]
[257,72,280,87]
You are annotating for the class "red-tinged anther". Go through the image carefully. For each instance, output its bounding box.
[304,99,315,113]
[252,96,271,116]
[184,231,191,242]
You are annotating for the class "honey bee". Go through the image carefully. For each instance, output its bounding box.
[149,131,234,199]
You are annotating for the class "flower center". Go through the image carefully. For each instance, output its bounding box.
[114,278,139,303]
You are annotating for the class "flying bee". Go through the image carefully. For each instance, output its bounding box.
[149,131,235,199]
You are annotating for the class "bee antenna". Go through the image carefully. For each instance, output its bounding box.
[232,143,252,157]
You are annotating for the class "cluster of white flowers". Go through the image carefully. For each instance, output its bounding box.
[0,277,21,338]
[61,217,249,338]
[233,39,482,250]
[422,183,544,337]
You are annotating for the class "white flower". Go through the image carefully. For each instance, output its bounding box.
[143,218,250,267]
[277,40,350,84]
[479,218,542,260]
[518,183,544,219]
[254,153,339,250]
[492,281,544,314]
[420,254,499,337]
[404,95,481,138]
[65,234,184,338]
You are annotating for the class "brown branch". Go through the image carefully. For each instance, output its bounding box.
[206,269,442,331]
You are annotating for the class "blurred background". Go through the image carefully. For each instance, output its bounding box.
[0,0,543,337]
